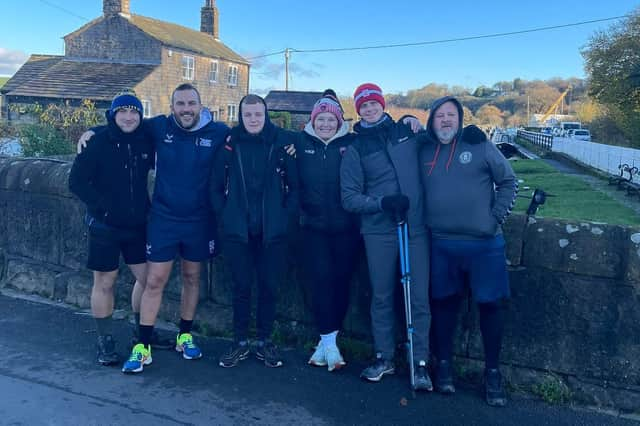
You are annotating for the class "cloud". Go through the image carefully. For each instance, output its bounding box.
[0,48,28,75]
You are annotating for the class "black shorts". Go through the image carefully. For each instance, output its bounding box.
[87,219,147,272]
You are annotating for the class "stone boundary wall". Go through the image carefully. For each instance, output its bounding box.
[1,157,639,413]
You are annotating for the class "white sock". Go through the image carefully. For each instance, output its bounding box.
[320,330,338,348]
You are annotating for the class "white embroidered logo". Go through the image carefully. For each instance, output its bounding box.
[199,138,212,147]
[209,240,215,254]
[146,244,152,255]
[164,134,174,144]
[459,151,472,164]
[304,149,315,155]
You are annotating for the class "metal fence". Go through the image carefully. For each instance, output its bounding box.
[517,130,553,151]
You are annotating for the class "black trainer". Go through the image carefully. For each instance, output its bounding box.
[130,328,174,350]
[96,335,119,366]
[219,342,250,368]
[255,341,283,368]
[485,368,507,407]
[434,359,456,394]
[413,360,434,391]
[360,353,395,382]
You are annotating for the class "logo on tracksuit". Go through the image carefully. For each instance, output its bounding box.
[164,134,174,144]
[459,151,473,164]
[146,244,152,255]
[209,240,215,254]
[198,138,212,147]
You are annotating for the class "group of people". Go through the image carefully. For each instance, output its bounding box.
[69,81,517,407]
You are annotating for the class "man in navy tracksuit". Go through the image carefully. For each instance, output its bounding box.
[69,93,153,366]
[121,84,229,373]
[211,94,298,369]
[420,96,517,406]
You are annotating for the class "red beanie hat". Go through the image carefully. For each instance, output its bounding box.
[353,83,385,114]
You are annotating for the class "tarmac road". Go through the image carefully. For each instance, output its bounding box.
[0,293,635,426]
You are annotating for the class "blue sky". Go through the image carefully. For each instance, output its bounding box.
[1,0,638,96]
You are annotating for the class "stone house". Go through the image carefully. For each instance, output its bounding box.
[1,0,249,124]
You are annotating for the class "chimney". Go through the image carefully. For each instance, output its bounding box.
[200,0,219,39]
[103,0,131,17]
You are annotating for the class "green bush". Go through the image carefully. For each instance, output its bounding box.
[18,124,73,157]
[269,111,292,129]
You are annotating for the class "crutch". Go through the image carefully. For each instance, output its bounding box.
[397,217,416,390]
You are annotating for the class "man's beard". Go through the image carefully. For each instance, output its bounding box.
[435,127,456,143]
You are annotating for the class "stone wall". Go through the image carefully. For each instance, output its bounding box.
[0,157,639,413]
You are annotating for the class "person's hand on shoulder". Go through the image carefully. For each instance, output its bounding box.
[77,130,96,153]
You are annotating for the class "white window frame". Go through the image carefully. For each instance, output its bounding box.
[209,60,218,83]
[227,64,238,86]
[182,55,195,80]
[211,108,218,121]
[141,100,152,118]
[227,104,237,122]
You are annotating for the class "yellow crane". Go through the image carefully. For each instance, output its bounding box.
[538,86,571,126]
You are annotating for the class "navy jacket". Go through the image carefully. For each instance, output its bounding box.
[145,110,228,222]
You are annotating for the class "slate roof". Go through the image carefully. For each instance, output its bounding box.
[2,55,156,100]
[1,55,63,95]
[128,15,248,64]
[64,14,249,65]
[264,91,324,114]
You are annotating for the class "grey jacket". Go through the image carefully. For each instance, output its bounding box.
[420,96,517,239]
[341,114,426,235]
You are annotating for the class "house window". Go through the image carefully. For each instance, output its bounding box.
[211,108,218,121]
[182,55,195,80]
[227,65,238,86]
[141,100,152,118]
[209,61,218,83]
[227,104,237,122]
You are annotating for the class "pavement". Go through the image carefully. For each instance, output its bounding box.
[1,292,637,426]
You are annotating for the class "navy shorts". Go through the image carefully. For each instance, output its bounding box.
[86,216,146,272]
[146,214,218,263]
[430,235,510,303]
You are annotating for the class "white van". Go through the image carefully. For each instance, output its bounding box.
[560,121,581,136]
[571,129,591,141]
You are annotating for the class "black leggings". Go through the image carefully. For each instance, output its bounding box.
[431,295,504,369]
[299,227,360,335]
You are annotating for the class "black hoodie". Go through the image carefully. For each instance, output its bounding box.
[69,113,154,229]
[210,95,299,244]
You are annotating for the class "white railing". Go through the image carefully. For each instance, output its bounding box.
[551,137,640,176]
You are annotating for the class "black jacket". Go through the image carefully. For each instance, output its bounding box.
[69,117,154,229]
[295,121,358,233]
[210,96,299,244]
[341,114,426,235]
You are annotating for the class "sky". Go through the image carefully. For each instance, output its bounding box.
[1,0,639,97]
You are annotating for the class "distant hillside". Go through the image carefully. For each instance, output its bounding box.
[0,77,8,88]
[385,77,589,127]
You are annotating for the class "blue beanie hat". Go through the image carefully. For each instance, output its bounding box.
[110,93,143,118]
